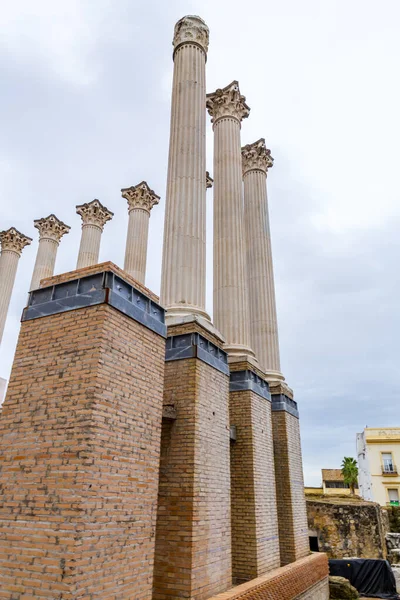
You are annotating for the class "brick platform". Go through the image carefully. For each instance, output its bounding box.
[271,384,309,566]
[229,363,280,582]
[0,264,166,599]
[205,553,328,600]
[153,319,232,599]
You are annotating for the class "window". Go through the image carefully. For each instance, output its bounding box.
[382,453,396,473]
[388,489,399,504]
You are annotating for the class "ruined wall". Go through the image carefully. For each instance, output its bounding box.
[307,498,388,559]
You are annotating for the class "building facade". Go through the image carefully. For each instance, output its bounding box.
[357,427,400,506]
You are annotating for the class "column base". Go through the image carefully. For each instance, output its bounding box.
[164,303,211,323]
[224,343,256,360]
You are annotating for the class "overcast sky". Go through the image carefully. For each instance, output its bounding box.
[1,0,399,486]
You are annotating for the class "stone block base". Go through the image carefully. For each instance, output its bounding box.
[204,553,329,600]
[0,264,166,599]
[271,385,309,565]
[229,363,280,582]
[153,319,232,599]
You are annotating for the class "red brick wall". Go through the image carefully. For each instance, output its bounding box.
[204,553,328,600]
[230,390,280,582]
[272,411,309,565]
[153,356,232,599]
[0,302,165,598]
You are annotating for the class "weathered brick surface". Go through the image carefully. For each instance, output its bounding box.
[230,389,280,582]
[153,336,232,599]
[0,300,165,598]
[271,411,309,565]
[40,260,159,303]
[204,553,328,600]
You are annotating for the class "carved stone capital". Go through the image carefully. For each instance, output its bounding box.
[76,199,114,230]
[242,138,274,175]
[34,214,70,243]
[173,15,209,56]
[121,181,160,214]
[206,81,250,125]
[206,171,213,190]
[0,227,32,256]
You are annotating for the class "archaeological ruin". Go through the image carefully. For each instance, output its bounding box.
[0,15,329,600]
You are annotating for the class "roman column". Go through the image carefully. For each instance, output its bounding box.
[76,199,113,269]
[30,214,70,291]
[122,181,159,284]
[207,81,253,357]
[0,227,32,344]
[242,139,283,381]
[160,15,210,321]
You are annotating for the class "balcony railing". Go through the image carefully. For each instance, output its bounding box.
[382,464,398,475]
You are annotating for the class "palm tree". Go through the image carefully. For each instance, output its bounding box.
[341,457,358,495]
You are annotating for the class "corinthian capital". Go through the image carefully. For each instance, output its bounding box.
[76,199,113,230]
[206,81,250,125]
[0,227,32,256]
[173,15,209,56]
[121,181,160,214]
[34,214,71,243]
[242,138,274,175]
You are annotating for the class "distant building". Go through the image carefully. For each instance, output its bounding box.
[322,469,357,496]
[304,469,358,497]
[357,427,400,506]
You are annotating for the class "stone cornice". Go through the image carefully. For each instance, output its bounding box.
[206,171,213,189]
[0,227,32,256]
[76,199,114,230]
[242,138,274,175]
[34,214,70,243]
[121,181,160,214]
[173,15,209,56]
[206,81,250,125]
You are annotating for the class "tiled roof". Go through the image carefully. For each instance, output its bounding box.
[322,469,344,482]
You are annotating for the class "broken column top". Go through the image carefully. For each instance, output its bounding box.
[173,15,209,55]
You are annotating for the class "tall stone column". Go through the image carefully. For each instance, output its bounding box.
[160,16,210,322]
[76,199,113,269]
[0,227,32,345]
[30,214,70,291]
[122,181,159,284]
[242,139,283,380]
[207,81,253,357]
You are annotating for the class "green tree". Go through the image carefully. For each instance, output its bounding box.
[341,457,359,495]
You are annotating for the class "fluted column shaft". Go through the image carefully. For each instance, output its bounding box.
[160,19,209,320]
[244,169,281,373]
[212,116,252,355]
[30,238,58,291]
[124,209,149,283]
[76,224,102,269]
[0,250,20,344]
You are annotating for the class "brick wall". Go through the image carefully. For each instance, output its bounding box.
[0,273,165,598]
[230,389,280,582]
[204,553,328,600]
[153,333,231,599]
[272,411,309,565]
